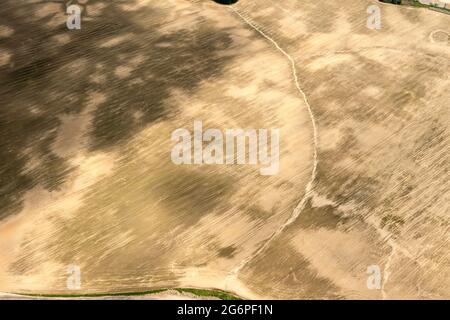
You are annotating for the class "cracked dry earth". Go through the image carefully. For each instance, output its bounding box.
[0,0,449,299]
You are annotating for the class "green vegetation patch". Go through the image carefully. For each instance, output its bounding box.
[14,288,242,300]
[175,288,242,300]
[21,289,167,298]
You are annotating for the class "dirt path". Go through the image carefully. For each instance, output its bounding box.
[226,5,319,278]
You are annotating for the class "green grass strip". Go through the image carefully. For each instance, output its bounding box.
[175,288,242,300]
[12,288,242,300]
[21,289,167,298]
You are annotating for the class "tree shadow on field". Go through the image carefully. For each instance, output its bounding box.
[0,0,235,219]
[213,0,239,5]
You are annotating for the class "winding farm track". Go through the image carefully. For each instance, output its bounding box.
[226,6,319,277]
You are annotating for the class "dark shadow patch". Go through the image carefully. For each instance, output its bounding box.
[380,214,405,236]
[212,0,239,5]
[218,245,237,258]
[293,199,350,230]
[0,0,236,220]
[241,238,341,299]
[156,167,236,225]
